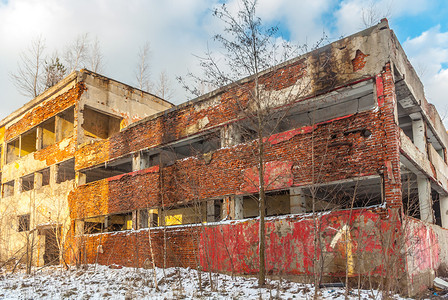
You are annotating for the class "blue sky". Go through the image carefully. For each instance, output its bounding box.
[0,0,448,121]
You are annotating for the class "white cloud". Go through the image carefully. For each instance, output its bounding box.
[333,0,432,37]
[403,26,448,117]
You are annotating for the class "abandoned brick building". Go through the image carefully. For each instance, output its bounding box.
[1,19,448,295]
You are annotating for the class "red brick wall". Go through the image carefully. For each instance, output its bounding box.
[75,209,402,279]
[5,82,85,141]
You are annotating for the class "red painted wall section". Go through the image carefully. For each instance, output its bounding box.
[405,217,441,294]
[198,209,395,277]
[240,161,293,194]
[74,209,400,278]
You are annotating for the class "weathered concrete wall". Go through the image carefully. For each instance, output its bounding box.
[77,70,173,144]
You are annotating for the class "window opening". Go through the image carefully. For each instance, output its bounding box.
[2,180,14,197]
[21,173,34,192]
[57,159,75,183]
[18,214,30,232]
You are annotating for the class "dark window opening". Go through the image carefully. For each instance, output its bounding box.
[6,138,20,164]
[84,216,105,234]
[161,132,221,165]
[243,190,291,218]
[57,159,75,183]
[39,168,50,187]
[401,172,420,219]
[18,214,30,232]
[433,191,441,227]
[138,209,159,228]
[2,180,14,197]
[161,204,206,226]
[107,212,133,232]
[21,173,34,192]
[236,82,375,144]
[207,199,222,222]
[84,156,132,184]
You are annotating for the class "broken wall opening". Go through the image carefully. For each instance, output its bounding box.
[82,212,133,233]
[6,139,20,164]
[41,117,56,149]
[161,203,206,226]
[38,167,50,187]
[21,128,37,156]
[18,214,30,232]
[21,173,34,192]
[138,208,159,228]
[83,216,105,234]
[2,180,14,197]
[235,81,375,143]
[108,212,133,231]
[82,106,122,140]
[161,132,221,166]
[83,155,132,184]
[241,177,382,218]
[57,107,75,141]
[57,159,75,183]
[243,191,291,218]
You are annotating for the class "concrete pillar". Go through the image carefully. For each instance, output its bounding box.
[290,187,307,214]
[221,124,241,147]
[76,172,86,186]
[234,195,244,219]
[50,164,58,186]
[412,117,426,153]
[132,152,149,171]
[440,195,448,228]
[417,176,434,223]
[34,171,43,189]
[55,115,62,142]
[132,211,137,230]
[36,127,43,150]
[412,117,434,223]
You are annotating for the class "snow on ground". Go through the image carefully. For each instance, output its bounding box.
[0,264,412,299]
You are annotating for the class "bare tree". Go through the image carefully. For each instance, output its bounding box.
[10,36,46,98]
[155,70,175,100]
[135,42,152,92]
[361,0,392,28]
[89,36,104,73]
[179,0,315,287]
[64,33,90,73]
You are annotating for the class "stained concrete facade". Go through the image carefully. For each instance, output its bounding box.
[1,20,448,295]
[0,70,173,266]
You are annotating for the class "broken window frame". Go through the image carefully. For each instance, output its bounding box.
[18,214,30,232]
[2,180,14,198]
[20,173,35,192]
[56,158,75,184]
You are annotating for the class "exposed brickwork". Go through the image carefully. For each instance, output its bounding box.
[74,209,403,279]
[75,139,109,171]
[352,50,369,72]
[34,137,76,166]
[5,82,85,141]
